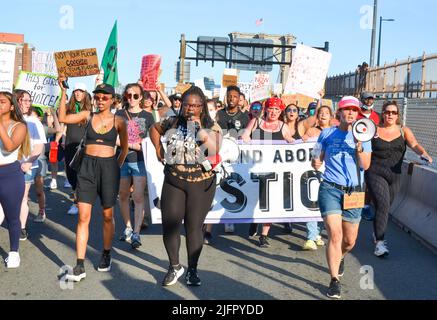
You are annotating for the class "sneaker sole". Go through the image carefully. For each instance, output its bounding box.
[327,293,341,299]
[375,251,389,258]
[19,237,27,241]
[162,267,184,286]
[65,273,86,282]
[131,241,142,249]
[186,280,202,286]
[97,261,112,272]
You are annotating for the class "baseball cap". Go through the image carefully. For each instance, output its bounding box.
[360,92,375,100]
[93,83,115,96]
[265,97,285,110]
[338,96,361,111]
[170,93,182,101]
[308,102,318,109]
[73,82,87,92]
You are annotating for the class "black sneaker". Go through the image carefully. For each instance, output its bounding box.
[249,223,258,237]
[327,278,341,299]
[203,231,212,245]
[338,258,345,277]
[162,265,184,286]
[19,229,28,241]
[65,265,86,282]
[258,235,271,248]
[97,253,112,272]
[185,267,201,286]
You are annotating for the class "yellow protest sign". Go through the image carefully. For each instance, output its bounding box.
[54,48,100,77]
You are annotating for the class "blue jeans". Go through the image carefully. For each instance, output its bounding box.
[306,221,324,241]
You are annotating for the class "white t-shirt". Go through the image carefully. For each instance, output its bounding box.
[24,115,47,168]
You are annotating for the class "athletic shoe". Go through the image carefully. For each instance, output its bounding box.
[374,240,389,257]
[185,267,201,286]
[19,229,28,241]
[131,232,142,249]
[67,204,78,215]
[162,265,184,286]
[258,235,271,248]
[248,223,258,237]
[327,278,341,299]
[63,180,72,188]
[302,240,317,251]
[315,235,325,246]
[50,179,57,190]
[119,227,133,242]
[65,265,86,282]
[338,258,345,277]
[203,231,212,245]
[97,252,112,272]
[5,251,20,268]
[34,210,46,223]
[224,223,234,233]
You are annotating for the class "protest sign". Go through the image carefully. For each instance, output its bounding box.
[273,83,283,96]
[15,71,61,109]
[54,48,100,77]
[0,44,16,91]
[145,139,324,224]
[284,44,332,99]
[141,55,161,91]
[281,93,315,109]
[32,51,57,76]
[251,73,270,101]
[238,82,253,102]
[222,68,238,88]
[175,82,192,94]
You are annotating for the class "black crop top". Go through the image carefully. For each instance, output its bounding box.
[85,114,118,148]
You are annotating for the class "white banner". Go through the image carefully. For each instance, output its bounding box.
[237,82,253,102]
[251,73,270,101]
[144,138,324,224]
[0,44,16,92]
[32,51,58,76]
[284,44,332,99]
[15,71,62,109]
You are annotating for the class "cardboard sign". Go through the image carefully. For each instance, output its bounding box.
[343,192,365,210]
[175,83,191,94]
[321,99,333,109]
[0,44,16,92]
[222,74,238,88]
[54,48,100,77]
[15,71,61,109]
[141,55,161,91]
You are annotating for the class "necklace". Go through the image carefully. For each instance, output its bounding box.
[96,114,108,134]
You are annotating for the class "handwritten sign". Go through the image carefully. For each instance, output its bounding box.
[54,48,100,77]
[237,82,253,102]
[141,55,161,91]
[175,83,191,94]
[251,73,270,101]
[281,93,315,109]
[15,71,61,109]
[0,44,16,92]
[284,44,332,99]
[32,51,57,76]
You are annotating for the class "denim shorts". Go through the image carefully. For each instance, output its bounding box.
[24,160,46,184]
[120,161,147,178]
[318,181,362,224]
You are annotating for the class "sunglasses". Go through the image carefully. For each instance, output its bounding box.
[286,108,298,113]
[94,95,111,102]
[383,110,398,115]
[126,93,140,100]
[251,104,262,111]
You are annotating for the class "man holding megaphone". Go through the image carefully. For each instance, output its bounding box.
[312,96,372,299]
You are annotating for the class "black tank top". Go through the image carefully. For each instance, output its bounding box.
[370,129,406,174]
[252,120,285,141]
[85,114,118,148]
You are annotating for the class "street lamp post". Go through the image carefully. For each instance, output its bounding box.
[377,16,395,67]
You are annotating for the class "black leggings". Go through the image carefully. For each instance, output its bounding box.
[161,173,216,269]
[365,167,402,241]
[64,143,79,191]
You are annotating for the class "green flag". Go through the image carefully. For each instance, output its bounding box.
[100,21,119,87]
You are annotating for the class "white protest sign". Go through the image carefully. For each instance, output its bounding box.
[251,73,270,101]
[32,51,58,76]
[273,83,283,96]
[238,82,253,102]
[0,44,16,92]
[284,44,332,99]
[145,138,323,224]
[15,71,62,109]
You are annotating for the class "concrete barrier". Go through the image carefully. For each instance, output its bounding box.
[390,161,437,253]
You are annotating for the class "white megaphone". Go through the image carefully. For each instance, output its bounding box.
[352,118,376,142]
[205,136,240,172]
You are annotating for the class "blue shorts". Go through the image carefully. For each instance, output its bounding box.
[318,181,362,224]
[24,160,46,184]
[120,161,147,178]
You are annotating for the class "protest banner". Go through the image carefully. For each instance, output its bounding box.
[0,44,16,91]
[15,71,61,109]
[32,51,57,76]
[145,138,324,224]
[238,82,253,102]
[251,73,270,101]
[54,48,100,77]
[141,55,161,91]
[281,93,315,109]
[284,44,332,99]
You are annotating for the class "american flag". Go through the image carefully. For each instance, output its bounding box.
[255,18,263,26]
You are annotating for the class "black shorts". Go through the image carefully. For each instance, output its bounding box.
[76,154,120,208]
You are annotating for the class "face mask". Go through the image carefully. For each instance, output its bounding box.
[309,109,316,116]
[361,103,374,111]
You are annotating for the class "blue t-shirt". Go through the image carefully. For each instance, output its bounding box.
[318,127,371,187]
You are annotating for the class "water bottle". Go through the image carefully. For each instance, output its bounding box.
[49,141,58,163]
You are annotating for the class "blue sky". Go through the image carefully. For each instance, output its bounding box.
[3,0,436,92]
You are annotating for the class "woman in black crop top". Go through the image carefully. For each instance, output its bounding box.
[150,86,222,287]
[58,77,128,282]
[366,101,432,258]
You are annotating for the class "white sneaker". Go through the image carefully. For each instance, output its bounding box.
[67,204,78,215]
[315,235,325,246]
[5,251,20,268]
[50,179,57,190]
[374,240,389,257]
[224,223,235,233]
[119,227,133,242]
[64,180,72,188]
[34,211,46,223]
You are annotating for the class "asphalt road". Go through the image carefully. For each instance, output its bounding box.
[1,174,437,300]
